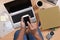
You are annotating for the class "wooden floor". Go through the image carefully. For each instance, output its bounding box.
[0,29,19,40]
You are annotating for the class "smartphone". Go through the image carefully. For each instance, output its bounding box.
[46,31,54,40]
[22,15,30,26]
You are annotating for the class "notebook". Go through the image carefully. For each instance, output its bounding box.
[38,6,60,30]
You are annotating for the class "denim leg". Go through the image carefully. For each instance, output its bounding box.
[13,29,44,40]
[27,22,44,40]
[27,33,36,40]
[28,28,44,40]
[38,28,44,40]
[14,30,27,40]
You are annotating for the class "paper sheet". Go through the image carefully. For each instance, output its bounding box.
[0,21,14,38]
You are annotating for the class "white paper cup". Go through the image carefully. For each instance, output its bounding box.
[36,0,43,8]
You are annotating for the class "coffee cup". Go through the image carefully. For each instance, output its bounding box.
[36,1,43,8]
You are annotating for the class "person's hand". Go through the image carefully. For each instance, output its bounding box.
[20,17,29,33]
[20,17,25,30]
[27,18,42,40]
[27,17,38,35]
[17,17,26,40]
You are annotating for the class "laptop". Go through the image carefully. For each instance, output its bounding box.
[4,0,36,28]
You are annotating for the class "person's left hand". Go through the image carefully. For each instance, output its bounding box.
[20,17,30,33]
[20,17,25,30]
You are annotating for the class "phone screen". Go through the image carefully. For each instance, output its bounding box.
[23,16,30,26]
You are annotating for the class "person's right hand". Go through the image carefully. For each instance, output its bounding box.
[27,18,42,40]
[27,17,38,35]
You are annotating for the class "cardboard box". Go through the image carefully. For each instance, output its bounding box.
[38,6,60,30]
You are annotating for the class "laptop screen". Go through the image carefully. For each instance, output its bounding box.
[4,0,32,13]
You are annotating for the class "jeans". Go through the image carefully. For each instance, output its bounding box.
[14,28,44,40]
[14,22,44,40]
